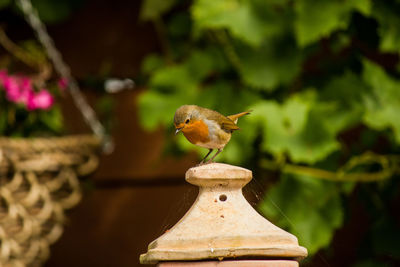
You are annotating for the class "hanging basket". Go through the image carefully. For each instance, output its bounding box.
[0,135,100,266]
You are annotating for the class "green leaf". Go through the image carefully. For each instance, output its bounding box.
[167,12,192,38]
[192,0,283,46]
[352,0,372,16]
[150,64,194,91]
[259,174,344,254]
[138,90,197,131]
[141,54,165,75]
[321,71,368,108]
[250,0,291,8]
[249,92,340,164]
[249,97,309,159]
[140,0,177,21]
[38,106,63,133]
[237,38,303,91]
[318,71,367,133]
[185,49,219,81]
[362,59,400,144]
[0,0,11,9]
[150,49,217,91]
[294,0,372,46]
[299,106,342,162]
[372,2,400,54]
[31,0,82,23]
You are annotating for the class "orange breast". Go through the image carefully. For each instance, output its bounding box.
[182,120,210,145]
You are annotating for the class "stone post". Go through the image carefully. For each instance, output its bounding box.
[140,163,307,266]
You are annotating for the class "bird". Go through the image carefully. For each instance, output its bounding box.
[174,105,251,164]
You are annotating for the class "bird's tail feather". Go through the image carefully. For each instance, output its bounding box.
[227,110,252,124]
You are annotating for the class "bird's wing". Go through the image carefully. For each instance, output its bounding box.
[227,111,251,124]
[220,116,240,131]
[207,110,240,131]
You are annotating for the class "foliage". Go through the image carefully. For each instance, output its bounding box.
[259,173,344,254]
[137,0,400,264]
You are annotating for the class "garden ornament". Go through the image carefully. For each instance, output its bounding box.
[140,163,308,265]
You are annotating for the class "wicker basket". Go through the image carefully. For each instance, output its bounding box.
[0,135,100,267]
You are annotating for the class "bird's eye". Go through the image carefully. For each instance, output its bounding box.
[185,119,190,124]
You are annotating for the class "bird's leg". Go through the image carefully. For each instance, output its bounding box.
[206,148,222,164]
[199,149,213,165]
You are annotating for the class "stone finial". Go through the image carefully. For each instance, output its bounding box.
[140,163,307,265]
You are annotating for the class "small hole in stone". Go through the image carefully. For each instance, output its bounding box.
[219,194,227,201]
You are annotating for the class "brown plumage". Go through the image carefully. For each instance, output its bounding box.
[174,105,251,164]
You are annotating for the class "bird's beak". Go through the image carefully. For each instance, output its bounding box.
[175,128,183,135]
[175,123,184,135]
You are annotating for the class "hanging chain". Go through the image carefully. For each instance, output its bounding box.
[17,0,113,153]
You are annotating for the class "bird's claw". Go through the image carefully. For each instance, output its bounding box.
[197,160,214,166]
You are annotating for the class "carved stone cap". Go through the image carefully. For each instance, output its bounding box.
[186,163,252,187]
[140,163,308,264]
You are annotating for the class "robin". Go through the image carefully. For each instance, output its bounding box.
[174,105,251,164]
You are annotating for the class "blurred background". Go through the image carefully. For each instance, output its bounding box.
[0,0,400,266]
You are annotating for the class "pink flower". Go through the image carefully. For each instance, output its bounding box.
[27,89,54,110]
[3,75,34,105]
[1,72,55,111]
[20,77,32,91]
[4,76,22,102]
[57,77,68,91]
[18,77,34,104]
